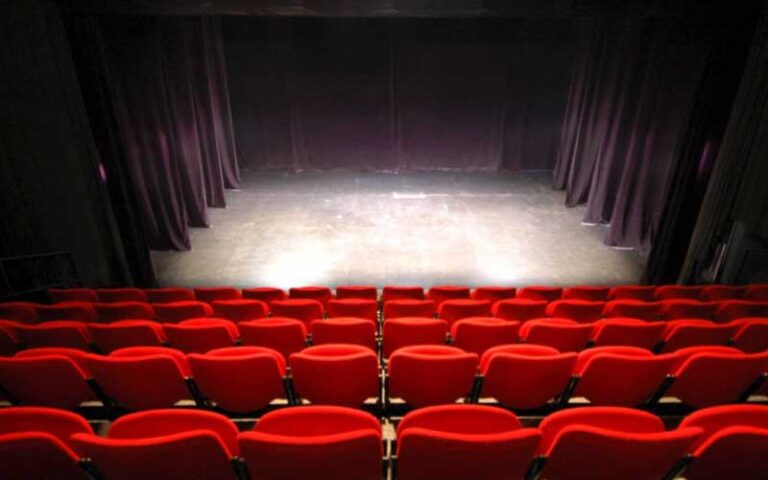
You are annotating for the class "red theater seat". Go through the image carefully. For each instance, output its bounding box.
[0,326,18,356]
[427,286,471,307]
[655,285,704,300]
[471,286,517,302]
[658,320,739,352]
[492,299,548,322]
[238,406,382,480]
[0,407,93,480]
[290,344,379,407]
[17,321,92,350]
[335,285,378,300]
[381,286,425,302]
[241,287,287,304]
[388,345,478,407]
[95,302,155,322]
[677,405,768,480]
[193,287,241,303]
[608,285,657,301]
[96,288,148,303]
[0,302,38,323]
[188,347,286,413]
[700,285,747,301]
[745,285,768,301]
[383,299,436,319]
[563,286,610,301]
[211,299,269,322]
[289,286,333,306]
[144,288,195,303]
[450,317,519,355]
[310,318,377,350]
[730,317,768,352]
[37,302,96,322]
[536,407,701,480]
[590,318,665,349]
[519,318,593,352]
[715,300,768,322]
[326,298,378,321]
[382,317,448,358]
[239,318,307,360]
[89,320,166,353]
[153,301,214,323]
[602,300,661,320]
[71,409,239,480]
[270,299,324,327]
[396,405,541,480]
[661,299,718,320]
[48,288,98,303]
[438,299,492,325]
[479,344,576,409]
[517,286,563,302]
[546,300,605,323]
[163,319,238,354]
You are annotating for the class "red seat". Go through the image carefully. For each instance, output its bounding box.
[661,299,718,320]
[0,407,93,480]
[546,300,605,323]
[89,320,165,353]
[0,349,95,409]
[193,287,241,303]
[144,288,195,303]
[239,318,307,360]
[289,286,333,307]
[48,288,98,303]
[153,301,214,323]
[715,300,768,322]
[14,347,93,373]
[335,285,378,300]
[492,299,548,322]
[382,317,447,358]
[0,302,38,323]
[270,299,324,327]
[517,286,562,302]
[396,405,541,480]
[96,288,148,303]
[87,348,193,410]
[730,317,768,352]
[745,285,768,301]
[388,345,478,407]
[659,320,740,352]
[95,302,155,322]
[700,285,747,301]
[383,299,436,319]
[310,318,377,350]
[163,319,238,354]
[211,299,269,322]
[290,344,379,407]
[71,409,239,480]
[655,285,704,300]
[37,302,96,322]
[450,317,519,355]
[241,287,287,304]
[188,347,286,413]
[0,326,18,356]
[427,286,471,307]
[239,406,382,480]
[537,407,701,480]
[479,344,576,409]
[438,299,492,325]
[677,405,768,480]
[608,285,656,301]
[17,321,92,350]
[326,298,378,321]
[572,346,675,406]
[471,286,517,302]
[381,286,425,302]
[590,318,665,349]
[602,300,662,320]
[519,318,593,352]
[563,286,610,301]
[666,346,768,408]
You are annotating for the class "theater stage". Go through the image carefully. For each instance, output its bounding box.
[151,170,645,288]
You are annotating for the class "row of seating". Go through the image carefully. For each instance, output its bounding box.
[1,316,766,358]
[1,344,765,413]
[1,404,766,480]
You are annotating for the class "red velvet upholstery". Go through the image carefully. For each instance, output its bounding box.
[0,326,18,356]
[239,406,382,480]
[89,320,166,352]
[153,301,214,323]
[563,286,610,301]
[383,299,436,319]
[471,286,517,302]
[96,288,148,303]
[239,318,307,360]
[95,302,155,322]
[678,405,768,480]
[381,317,448,358]
[660,299,718,320]
[537,407,701,480]
[700,285,747,301]
[396,405,541,480]
[715,300,768,322]
[427,286,471,307]
[517,286,563,302]
[0,407,93,480]
[144,288,195,303]
[381,286,425,302]
[335,285,378,300]
[388,345,478,407]
[608,285,656,301]
[659,320,739,352]
[546,300,605,323]
[211,299,269,322]
[450,317,519,355]
[289,286,333,307]
[730,317,768,352]
[745,285,768,301]
[480,344,576,409]
[14,347,94,373]
[270,299,324,327]
[241,287,287,304]
[48,288,98,303]
[17,321,92,350]
[438,299,492,325]
[590,318,666,349]
[491,299,548,322]
[188,347,286,413]
[602,300,662,320]
[311,318,377,350]
[290,344,379,406]
[163,319,238,354]
[655,285,704,300]
[193,287,241,303]
[109,346,191,374]
[326,298,378,321]
[37,302,96,322]
[0,302,39,324]
[519,318,593,352]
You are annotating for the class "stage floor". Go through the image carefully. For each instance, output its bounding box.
[151,170,645,288]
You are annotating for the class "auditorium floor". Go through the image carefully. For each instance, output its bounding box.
[151,170,646,288]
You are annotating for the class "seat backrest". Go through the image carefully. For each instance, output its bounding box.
[310,318,377,350]
[470,286,517,302]
[211,299,269,322]
[427,286,471,307]
[241,287,287,303]
[326,299,378,321]
[660,321,739,352]
[563,286,610,302]
[491,299,549,322]
[602,300,662,320]
[660,299,717,320]
[519,318,593,352]
[153,301,214,323]
[0,406,93,441]
[15,347,93,373]
[700,285,747,301]
[37,302,96,322]
[270,299,324,326]
[546,300,605,323]
[438,299,492,325]
[96,288,148,303]
[238,318,307,360]
[89,320,165,353]
[335,285,378,300]
[450,317,519,355]
[163,323,237,354]
[193,287,241,303]
[715,300,768,322]
[381,286,425,302]
[49,288,98,303]
[655,285,704,300]
[591,319,665,349]
[745,285,768,301]
[517,286,563,302]
[381,317,447,357]
[144,288,195,303]
[607,286,656,301]
[18,321,92,350]
[0,356,94,409]
[95,302,155,322]
[731,318,768,352]
[0,302,39,323]
[383,299,436,319]
[289,286,333,306]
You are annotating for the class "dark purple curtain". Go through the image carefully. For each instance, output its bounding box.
[554,17,712,249]
[94,16,239,250]
[224,17,575,172]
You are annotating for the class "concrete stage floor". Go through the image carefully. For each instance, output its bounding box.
[151,170,645,288]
